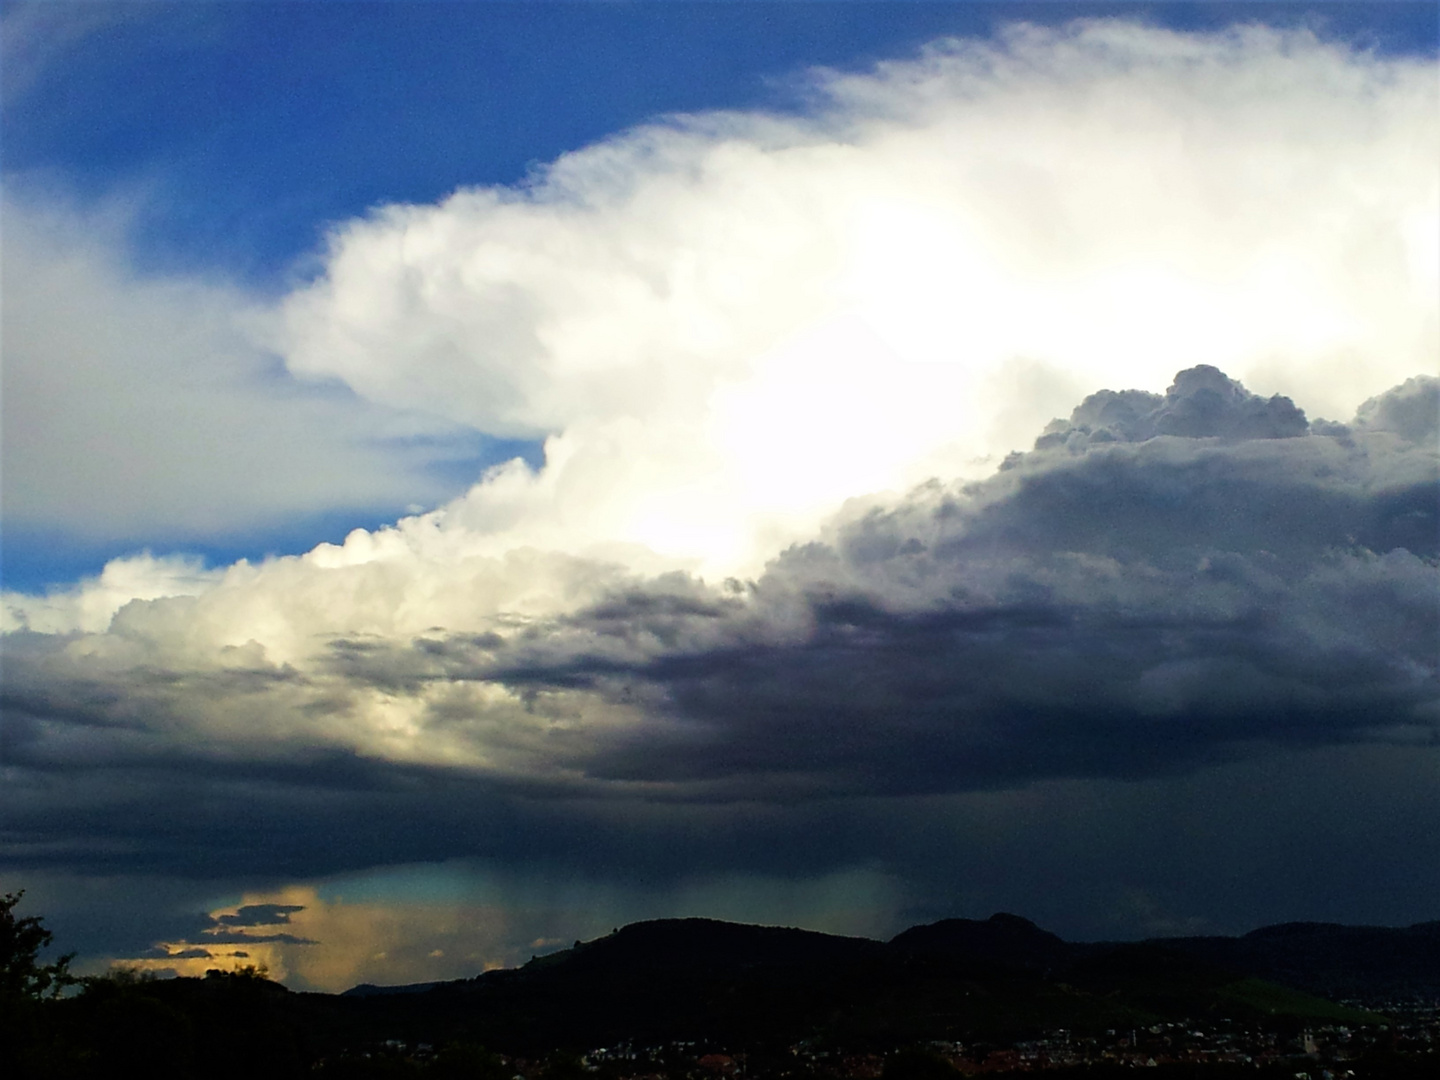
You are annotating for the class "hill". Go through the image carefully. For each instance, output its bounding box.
[336,913,1387,1053]
[1152,920,1440,1001]
[14,913,1432,1076]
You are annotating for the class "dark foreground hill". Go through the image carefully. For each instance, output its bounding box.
[332,914,1385,1052]
[1152,920,1440,1001]
[12,914,1438,1078]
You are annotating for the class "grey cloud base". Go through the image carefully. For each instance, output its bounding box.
[3,368,1436,945]
[382,368,1437,795]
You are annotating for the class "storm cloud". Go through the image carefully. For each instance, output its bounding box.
[3,371,1434,897]
[314,369,1438,797]
[2,18,1436,979]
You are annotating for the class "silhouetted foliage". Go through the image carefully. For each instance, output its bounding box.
[1,891,75,1000]
[1,891,79,1077]
[66,974,198,1077]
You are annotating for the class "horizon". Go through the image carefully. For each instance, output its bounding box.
[89,907,1440,994]
[2,0,1437,994]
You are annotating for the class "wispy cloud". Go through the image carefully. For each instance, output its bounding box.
[0,1,184,100]
[0,192,492,548]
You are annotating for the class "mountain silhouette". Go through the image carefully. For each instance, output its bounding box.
[24,913,1431,1075]
[889,913,1072,973]
[336,913,1390,1052]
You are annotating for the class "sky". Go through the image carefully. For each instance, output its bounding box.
[0,1,1437,992]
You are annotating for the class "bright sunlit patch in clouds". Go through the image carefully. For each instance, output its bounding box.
[268,19,1434,580]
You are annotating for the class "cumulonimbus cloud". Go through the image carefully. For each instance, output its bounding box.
[1,21,1436,931]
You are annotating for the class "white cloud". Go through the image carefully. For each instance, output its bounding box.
[0,191,482,543]
[268,19,1437,584]
[1,552,220,636]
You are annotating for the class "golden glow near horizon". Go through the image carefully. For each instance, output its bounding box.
[117,887,519,991]
[110,867,908,992]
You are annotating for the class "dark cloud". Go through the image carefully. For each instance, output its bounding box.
[208,903,305,929]
[208,933,317,945]
[418,368,1434,799]
[1,368,1434,949]
[1034,364,1311,449]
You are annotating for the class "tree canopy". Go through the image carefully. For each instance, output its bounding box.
[1,891,74,1001]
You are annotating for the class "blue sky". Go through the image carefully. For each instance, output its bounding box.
[1,2,1437,989]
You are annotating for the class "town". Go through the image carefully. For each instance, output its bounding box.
[317,999,1440,1078]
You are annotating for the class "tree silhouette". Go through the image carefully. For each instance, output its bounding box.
[0,890,75,1001]
[1,891,78,1075]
